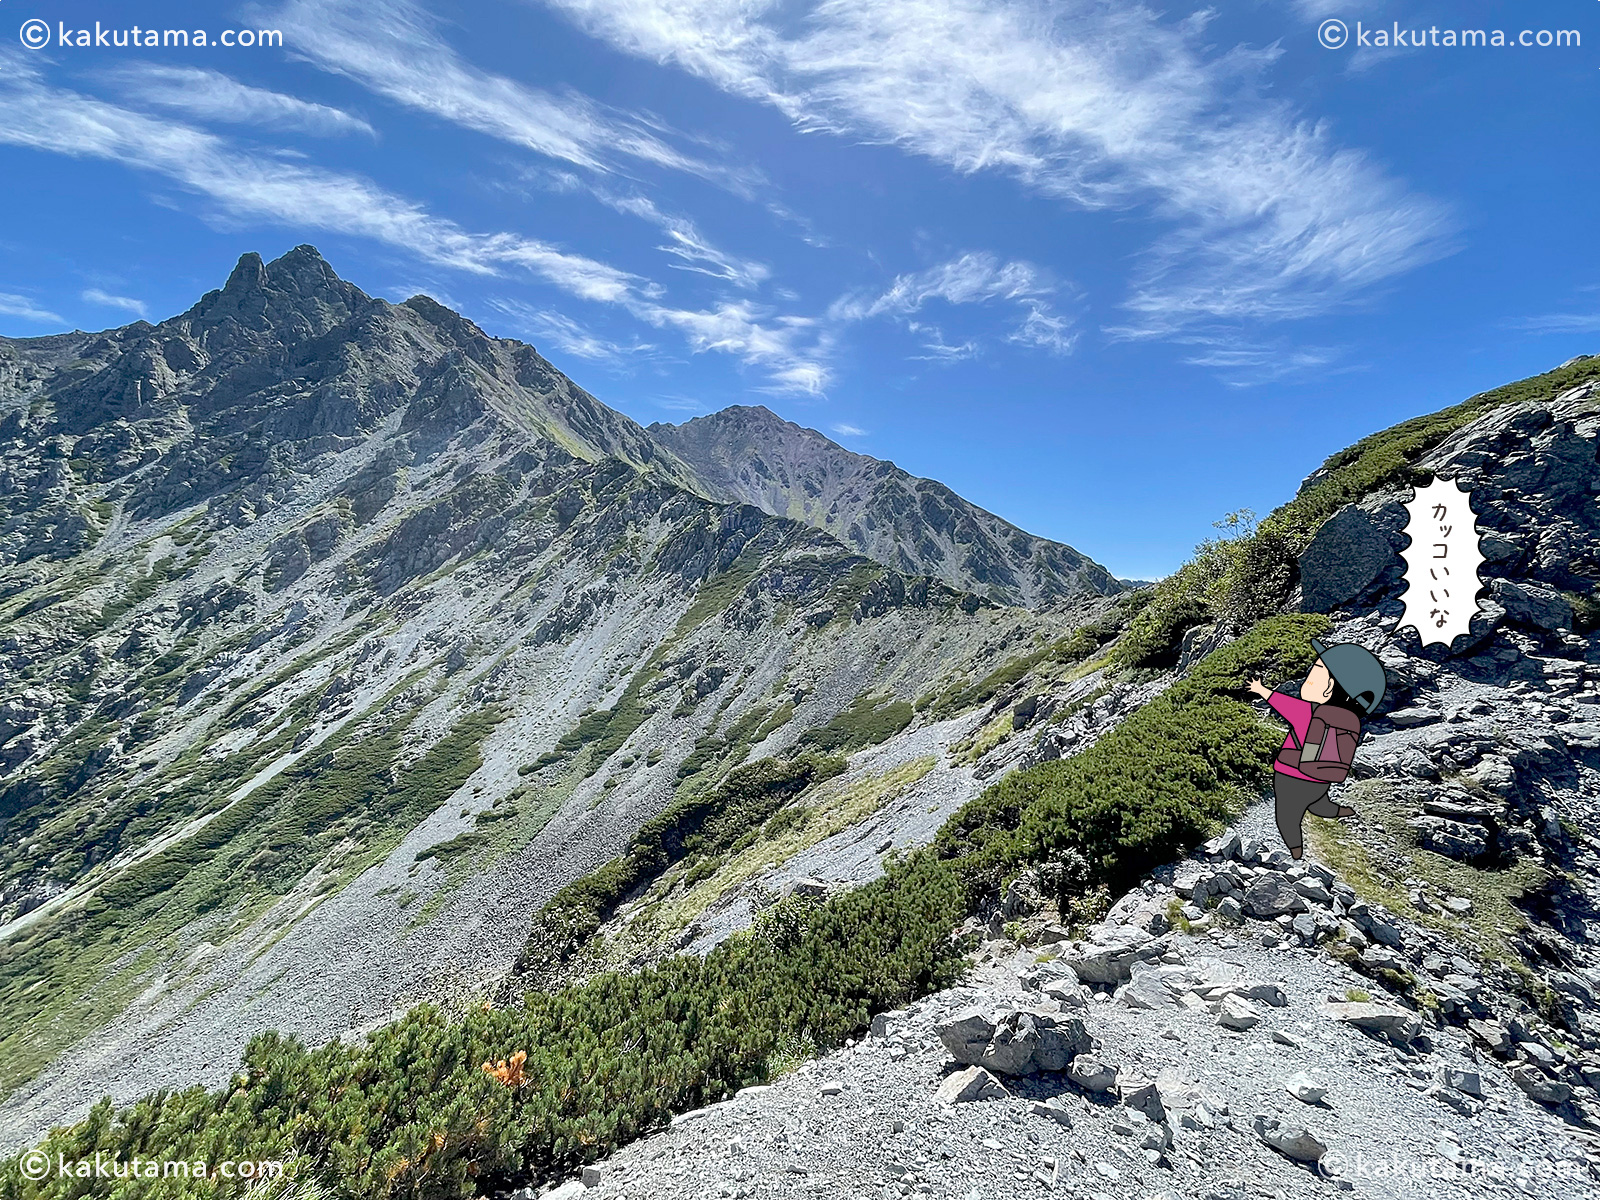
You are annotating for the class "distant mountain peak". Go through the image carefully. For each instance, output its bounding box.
[651,405,1118,607]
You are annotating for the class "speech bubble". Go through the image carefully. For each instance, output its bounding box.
[1397,476,1484,648]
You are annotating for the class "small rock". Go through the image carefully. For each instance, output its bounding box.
[546,1184,587,1200]
[1068,1054,1118,1094]
[1042,977,1091,1009]
[1294,878,1334,905]
[1284,1072,1328,1105]
[936,1008,996,1065]
[876,838,893,854]
[820,1080,844,1096]
[1359,945,1406,974]
[1218,994,1261,1030]
[1030,1098,1074,1127]
[1438,1066,1484,1097]
[1466,1018,1512,1055]
[1325,1001,1421,1045]
[1444,896,1474,916]
[935,1065,1006,1104]
[1510,1065,1572,1105]
[581,1165,605,1187]
[1204,832,1243,859]
[1252,1115,1329,1164]
[1116,1075,1166,1124]
[1386,706,1441,727]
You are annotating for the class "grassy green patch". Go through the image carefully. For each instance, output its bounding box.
[798,692,915,754]
[644,756,938,944]
[924,606,1128,718]
[1307,778,1549,971]
[517,753,846,981]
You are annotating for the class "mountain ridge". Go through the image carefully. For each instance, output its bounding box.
[650,404,1120,608]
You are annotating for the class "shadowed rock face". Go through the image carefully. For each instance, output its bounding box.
[649,405,1121,609]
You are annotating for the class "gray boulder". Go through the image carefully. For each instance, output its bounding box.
[1042,976,1092,1009]
[1218,994,1262,1030]
[1324,1001,1422,1045]
[1242,875,1308,918]
[1409,815,1490,860]
[1058,927,1162,985]
[1298,502,1399,613]
[942,1007,1090,1076]
[1116,1075,1166,1124]
[935,1008,995,1065]
[1510,1065,1572,1105]
[1284,1072,1328,1105]
[1494,580,1573,632]
[1437,1066,1484,1097]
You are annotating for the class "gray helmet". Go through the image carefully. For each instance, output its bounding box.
[1311,639,1386,715]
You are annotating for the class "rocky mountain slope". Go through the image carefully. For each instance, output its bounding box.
[0,247,1120,1149]
[649,405,1120,608]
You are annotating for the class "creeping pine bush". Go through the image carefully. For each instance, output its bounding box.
[3,614,1328,1200]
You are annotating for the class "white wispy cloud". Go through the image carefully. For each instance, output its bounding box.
[82,288,149,318]
[0,54,828,392]
[1283,0,1382,19]
[830,422,867,436]
[907,323,979,362]
[645,301,831,393]
[544,177,771,287]
[1176,334,1344,386]
[488,299,657,362]
[109,65,374,136]
[832,252,1076,358]
[542,0,1454,332]
[1513,313,1600,336]
[0,292,64,324]
[271,0,736,184]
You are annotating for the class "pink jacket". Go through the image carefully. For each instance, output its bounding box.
[1268,692,1360,784]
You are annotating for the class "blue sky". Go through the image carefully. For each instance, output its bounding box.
[0,0,1595,579]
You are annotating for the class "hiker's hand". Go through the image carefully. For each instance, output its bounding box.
[1246,678,1272,700]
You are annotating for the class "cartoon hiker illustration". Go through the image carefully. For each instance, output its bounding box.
[1247,638,1387,860]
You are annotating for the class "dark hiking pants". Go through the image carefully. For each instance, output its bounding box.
[1273,772,1340,854]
